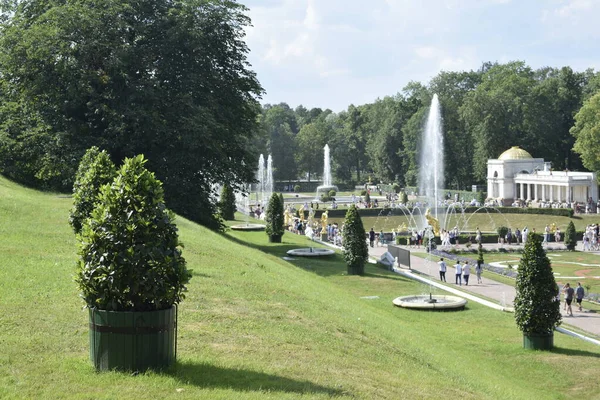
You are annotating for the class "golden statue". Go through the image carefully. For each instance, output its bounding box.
[284,207,293,227]
[550,223,557,233]
[424,208,441,237]
[320,210,328,230]
[298,204,305,222]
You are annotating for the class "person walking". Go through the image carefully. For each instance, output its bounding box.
[575,282,585,312]
[454,260,463,286]
[475,261,483,284]
[369,228,375,248]
[462,261,471,286]
[438,258,447,282]
[564,283,575,316]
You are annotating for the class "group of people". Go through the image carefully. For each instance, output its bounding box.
[437,258,483,286]
[582,224,600,251]
[561,282,585,316]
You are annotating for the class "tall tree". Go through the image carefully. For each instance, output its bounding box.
[460,62,535,181]
[295,120,329,182]
[0,0,263,229]
[571,92,600,175]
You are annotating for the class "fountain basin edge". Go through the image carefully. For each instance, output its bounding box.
[392,295,467,311]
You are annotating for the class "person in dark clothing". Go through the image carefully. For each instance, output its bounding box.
[369,228,375,247]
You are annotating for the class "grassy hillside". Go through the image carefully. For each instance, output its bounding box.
[1,175,599,399]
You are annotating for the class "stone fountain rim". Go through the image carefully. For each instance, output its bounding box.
[286,248,336,257]
[392,295,467,310]
[230,223,266,231]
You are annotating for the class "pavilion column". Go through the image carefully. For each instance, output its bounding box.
[550,185,554,202]
[558,186,562,202]
[534,184,538,201]
[520,183,524,200]
[542,185,546,201]
[526,184,531,201]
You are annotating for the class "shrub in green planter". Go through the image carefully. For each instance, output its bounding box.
[342,205,369,275]
[76,155,191,312]
[218,184,236,220]
[69,147,116,234]
[514,234,561,349]
[294,184,301,193]
[328,189,337,197]
[265,192,284,240]
[564,221,577,251]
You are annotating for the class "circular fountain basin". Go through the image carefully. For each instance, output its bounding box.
[286,248,336,257]
[230,223,266,231]
[392,295,467,311]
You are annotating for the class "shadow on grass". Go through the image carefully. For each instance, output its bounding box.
[167,361,347,396]
[550,346,600,358]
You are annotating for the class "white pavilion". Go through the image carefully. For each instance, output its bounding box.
[487,146,598,206]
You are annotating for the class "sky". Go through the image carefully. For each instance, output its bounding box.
[242,0,600,112]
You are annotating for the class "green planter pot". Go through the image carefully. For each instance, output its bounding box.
[269,234,282,243]
[89,306,177,371]
[523,332,554,350]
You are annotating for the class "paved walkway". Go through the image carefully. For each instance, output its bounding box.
[368,243,600,338]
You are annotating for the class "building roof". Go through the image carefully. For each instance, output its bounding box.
[498,146,533,160]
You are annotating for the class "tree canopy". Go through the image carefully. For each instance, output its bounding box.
[0,0,263,229]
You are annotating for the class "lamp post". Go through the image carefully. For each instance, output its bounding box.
[425,225,437,303]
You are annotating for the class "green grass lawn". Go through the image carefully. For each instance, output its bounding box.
[2,175,600,399]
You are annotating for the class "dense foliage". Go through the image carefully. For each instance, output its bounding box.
[76,155,191,312]
[514,234,561,336]
[69,147,117,234]
[265,193,284,238]
[218,184,236,221]
[0,0,263,230]
[342,205,369,275]
[564,221,577,251]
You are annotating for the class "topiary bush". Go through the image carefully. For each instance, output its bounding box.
[218,184,236,220]
[76,155,191,312]
[564,221,577,251]
[477,242,485,267]
[342,205,369,275]
[392,183,400,193]
[364,191,371,205]
[328,189,336,198]
[69,147,117,234]
[265,192,284,239]
[497,226,509,240]
[294,184,301,193]
[477,191,486,205]
[514,234,561,339]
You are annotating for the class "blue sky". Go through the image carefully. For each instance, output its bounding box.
[242,0,600,111]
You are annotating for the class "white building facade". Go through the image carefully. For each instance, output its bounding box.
[487,146,598,206]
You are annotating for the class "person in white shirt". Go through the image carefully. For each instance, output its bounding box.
[462,261,471,286]
[438,258,447,282]
[454,261,462,285]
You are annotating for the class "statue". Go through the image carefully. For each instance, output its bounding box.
[424,208,441,237]
[320,210,328,230]
[284,207,293,227]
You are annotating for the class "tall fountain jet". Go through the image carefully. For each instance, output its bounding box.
[322,144,332,187]
[265,154,273,210]
[257,154,265,206]
[418,94,444,220]
[316,144,338,200]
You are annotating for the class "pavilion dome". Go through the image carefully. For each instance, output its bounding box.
[498,146,533,160]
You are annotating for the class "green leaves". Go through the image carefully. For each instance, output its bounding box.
[342,205,368,275]
[265,193,284,237]
[564,221,577,251]
[76,155,191,312]
[514,234,561,335]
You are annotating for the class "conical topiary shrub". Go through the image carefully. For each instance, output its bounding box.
[564,221,577,251]
[342,205,369,275]
[69,147,116,234]
[218,184,236,220]
[76,154,191,312]
[514,234,561,350]
[265,192,284,242]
